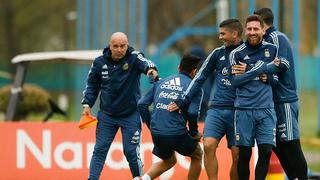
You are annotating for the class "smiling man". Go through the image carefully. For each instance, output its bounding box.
[229,15,279,180]
[168,19,244,180]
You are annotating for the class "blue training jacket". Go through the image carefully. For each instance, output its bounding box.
[264,26,299,103]
[138,72,203,136]
[229,41,277,109]
[174,43,243,109]
[81,46,156,117]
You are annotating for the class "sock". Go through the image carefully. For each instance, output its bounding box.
[141,174,151,180]
[238,146,252,180]
[255,144,272,180]
[275,140,308,179]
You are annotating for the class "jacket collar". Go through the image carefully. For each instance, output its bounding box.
[264,26,277,39]
[179,72,192,79]
[102,46,135,62]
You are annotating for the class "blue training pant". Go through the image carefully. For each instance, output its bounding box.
[274,101,300,141]
[88,110,143,180]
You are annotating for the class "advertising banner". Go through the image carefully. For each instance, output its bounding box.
[0,122,253,180]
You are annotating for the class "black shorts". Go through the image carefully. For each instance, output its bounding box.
[151,133,198,160]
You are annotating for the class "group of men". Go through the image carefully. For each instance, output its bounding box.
[81,7,307,180]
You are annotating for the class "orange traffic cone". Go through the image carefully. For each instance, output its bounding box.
[266,152,285,180]
[78,115,98,129]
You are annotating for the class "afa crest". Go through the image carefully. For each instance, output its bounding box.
[122,62,129,71]
[264,49,270,57]
[236,133,240,141]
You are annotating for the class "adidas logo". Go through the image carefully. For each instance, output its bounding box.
[243,55,250,60]
[134,131,140,136]
[131,131,140,144]
[102,64,108,69]
[164,77,181,86]
[219,56,225,60]
[161,77,183,91]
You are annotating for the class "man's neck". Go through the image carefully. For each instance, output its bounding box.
[233,38,242,45]
[265,24,272,31]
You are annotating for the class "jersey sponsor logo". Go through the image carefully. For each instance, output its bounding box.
[155,102,169,110]
[159,91,179,100]
[221,78,231,86]
[221,67,228,75]
[160,78,183,91]
[219,56,225,60]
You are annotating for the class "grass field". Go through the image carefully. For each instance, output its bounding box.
[299,91,320,172]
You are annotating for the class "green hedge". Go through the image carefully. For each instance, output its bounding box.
[0,84,50,120]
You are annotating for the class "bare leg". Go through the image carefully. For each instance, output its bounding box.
[145,155,176,179]
[204,137,219,180]
[188,143,203,180]
[230,146,239,180]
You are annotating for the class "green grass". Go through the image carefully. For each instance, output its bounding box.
[299,91,320,172]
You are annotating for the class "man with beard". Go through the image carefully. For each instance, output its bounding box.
[168,19,244,180]
[254,8,308,179]
[229,15,278,180]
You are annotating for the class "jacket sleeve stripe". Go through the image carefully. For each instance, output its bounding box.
[184,48,216,95]
[134,51,155,68]
[229,43,246,66]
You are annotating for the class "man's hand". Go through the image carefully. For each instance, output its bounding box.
[273,57,280,66]
[82,106,92,116]
[232,61,247,75]
[167,102,180,112]
[259,73,268,83]
[191,132,203,142]
[147,68,158,80]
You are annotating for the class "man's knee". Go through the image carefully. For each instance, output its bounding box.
[124,146,141,162]
[191,144,203,161]
[93,143,108,154]
[203,137,219,153]
[164,155,177,167]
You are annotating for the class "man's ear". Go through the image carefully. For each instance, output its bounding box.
[262,26,266,35]
[191,68,198,77]
[178,65,181,72]
[232,31,238,38]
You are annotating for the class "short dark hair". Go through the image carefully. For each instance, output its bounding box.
[219,19,243,37]
[186,46,206,61]
[245,15,264,28]
[179,54,201,74]
[254,7,274,26]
